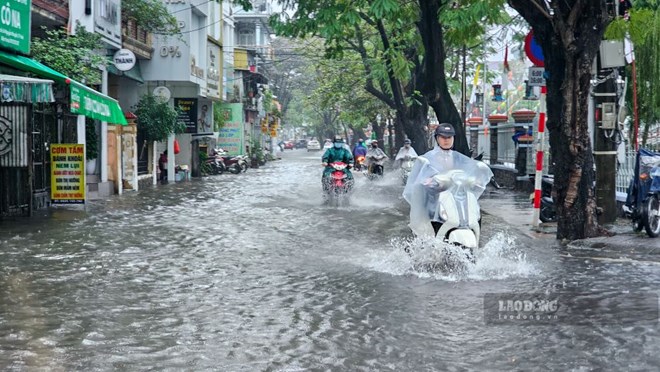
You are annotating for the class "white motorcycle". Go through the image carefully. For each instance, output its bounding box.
[428,168,486,253]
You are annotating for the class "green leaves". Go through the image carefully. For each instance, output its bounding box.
[122,0,179,36]
[31,23,108,85]
[135,94,185,143]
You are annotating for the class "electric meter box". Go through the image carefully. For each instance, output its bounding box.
[600,41,626,68]
[601,102,617,129]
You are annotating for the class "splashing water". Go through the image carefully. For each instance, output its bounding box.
[364,231,539,281]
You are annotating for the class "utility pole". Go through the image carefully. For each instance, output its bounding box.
[592,59,618,224]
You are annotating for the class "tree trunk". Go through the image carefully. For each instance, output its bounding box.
[509,0,612,240]
[417,0,470,156]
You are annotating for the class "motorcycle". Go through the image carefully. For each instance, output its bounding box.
[367,155,386,180]
[624,149,660,237]
[216,148,249,174]
[427,168,488,254]
[205,151,225,175]
[529,174,556,223]
[323,161,353,205]
[354,155,366,171]
[400,156,416,185]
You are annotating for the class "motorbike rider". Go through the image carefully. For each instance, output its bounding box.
[352,139,367,171]
[402,123,493,237]
[322,135,354,191]
[366,140,388,175]
[395,139,418,168]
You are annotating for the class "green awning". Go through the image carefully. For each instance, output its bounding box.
[107,63,144,84]
[0,51,68,82]
[0,50,127,125]
[70,82,127,125]
[0,74,54,103]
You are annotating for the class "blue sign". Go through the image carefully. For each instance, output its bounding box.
[524,31,544,67]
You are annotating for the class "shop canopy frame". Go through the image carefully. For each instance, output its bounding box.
[0,74,54,103]
[0,50,127,125]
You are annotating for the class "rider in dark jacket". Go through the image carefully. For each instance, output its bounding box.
[322,136,354,188]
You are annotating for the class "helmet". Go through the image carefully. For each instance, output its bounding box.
[434,123,456,138]
[404,139,411,144]
[358,138,364,143]
[371,140,378,144]
[333,135,344,143]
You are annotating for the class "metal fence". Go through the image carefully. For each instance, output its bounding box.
[472,120,550,174]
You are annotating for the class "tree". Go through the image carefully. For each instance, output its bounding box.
[508,0,614,240]
[271,0,507,156]
[135,94,185,142]
[31,23,108,85]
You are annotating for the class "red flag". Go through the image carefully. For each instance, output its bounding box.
[503,45,510,72]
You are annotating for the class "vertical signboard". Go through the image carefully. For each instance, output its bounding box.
[217,103,244,155]
[50,144,85,204]
[0,0,32,54]
[95,0,121,48]
[175,98,198,133]
[207,42,221,100]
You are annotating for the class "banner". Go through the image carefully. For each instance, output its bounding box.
[175,98,198,133]
[217,103,244,155]
[50,144,85,204]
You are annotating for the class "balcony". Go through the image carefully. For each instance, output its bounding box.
[121,18,154,60]
[243,97,258,111]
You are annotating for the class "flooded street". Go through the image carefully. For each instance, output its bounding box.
[1,150,659,371]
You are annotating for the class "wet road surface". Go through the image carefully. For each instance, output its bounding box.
[1,149,659,371]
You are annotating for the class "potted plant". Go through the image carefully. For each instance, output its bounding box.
[86,118,98,175]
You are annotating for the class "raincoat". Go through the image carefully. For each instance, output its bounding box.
[366,147,387,166]
[395,146,418,167]
[402,147,493,237]
[322,146,354,179]
[353,143,367,157]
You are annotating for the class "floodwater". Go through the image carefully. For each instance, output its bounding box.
[1,149,658,371]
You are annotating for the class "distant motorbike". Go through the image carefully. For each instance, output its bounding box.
[354,155,366,171]
[324,161,353,205]
[400,156,415,185]
[624,149,660,237]
[367,155,386,180]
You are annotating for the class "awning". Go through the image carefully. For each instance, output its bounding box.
[0,50,127,125]
[0,74,54,103]
[107,62,144,84]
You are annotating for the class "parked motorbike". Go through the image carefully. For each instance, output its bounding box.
[529,175,556,223]
[216,148,249,174]
[624,149,660,237]
[205,151,225,175]
[323,161,353,206]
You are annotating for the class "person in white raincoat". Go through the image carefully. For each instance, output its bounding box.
[402,123,493,237]
[395,139,418,168]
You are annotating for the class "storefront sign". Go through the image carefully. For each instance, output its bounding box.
[95,0,121,48]
[217,103,244,155]
[113,48,136,71]
[206,43,221,99]
[50,144,85,204]
[175,98,198,133]
[0,0,32,54]
[70,83,126,124]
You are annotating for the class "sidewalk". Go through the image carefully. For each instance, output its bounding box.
[480,188,660,263]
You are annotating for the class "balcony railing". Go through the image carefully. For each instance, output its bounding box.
[121,18,154,59]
